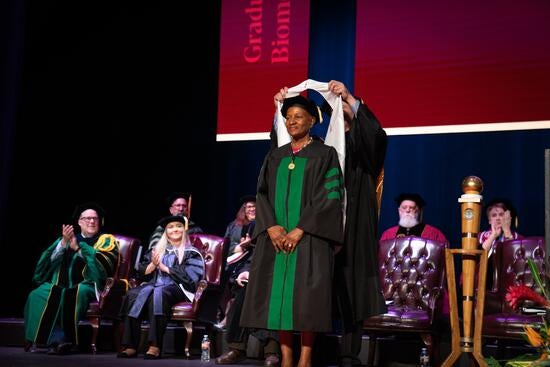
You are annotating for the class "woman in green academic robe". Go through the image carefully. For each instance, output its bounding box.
[240,95,344,367]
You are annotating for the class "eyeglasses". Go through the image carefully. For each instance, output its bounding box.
[80,216,99,222]
[244,205,256,209]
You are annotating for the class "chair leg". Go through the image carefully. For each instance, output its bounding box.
[112,319,122,352]
[420,334,433,353]
[183,321,193,358]
[367,335,377,367]
[421,333,435,366]
[89,316,99,354]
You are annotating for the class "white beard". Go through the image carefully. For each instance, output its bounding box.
[399,213,419,229]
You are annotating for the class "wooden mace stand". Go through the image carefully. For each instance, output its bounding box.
[443,248,488,366]
[442,176,488,367]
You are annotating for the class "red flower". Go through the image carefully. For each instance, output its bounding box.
[505,285,550,310]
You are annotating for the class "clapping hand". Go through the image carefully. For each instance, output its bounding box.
[239,233,252,250]
[61,224,80,251]
[152,251,161,267]
[501,210,513,238]
[236,271,249,287]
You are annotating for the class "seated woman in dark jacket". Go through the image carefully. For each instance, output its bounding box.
[118,215,204,359]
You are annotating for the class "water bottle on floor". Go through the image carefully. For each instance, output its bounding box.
[201,334,211,362]
[419,347,430,367]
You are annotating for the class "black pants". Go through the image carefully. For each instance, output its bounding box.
[333,256,362,364]
[121,296,168,349]
[225,284,279,355]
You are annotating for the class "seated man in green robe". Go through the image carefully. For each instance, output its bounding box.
[24,202,119,354]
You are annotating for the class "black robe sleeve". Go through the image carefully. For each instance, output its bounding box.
[297,145,344,243]
[168,249,204,294]
[253,150,277,239]
[349,103,387,177]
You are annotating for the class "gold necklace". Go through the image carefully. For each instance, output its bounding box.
[288,137,313,170]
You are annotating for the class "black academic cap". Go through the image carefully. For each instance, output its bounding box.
[394,193,426,208]
[281,95,321,124]
[73,202,105,221]
[320,100,333,116]
[165,192,190,206]
[158,215,187,229]
[239,194,256,206]
[320,95,363,117]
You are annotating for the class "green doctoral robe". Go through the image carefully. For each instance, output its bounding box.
[24,233,119,345]
[240,140,344,332]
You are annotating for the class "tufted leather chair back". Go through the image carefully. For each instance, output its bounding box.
[114,234,142,280]
[189,233,226,286]
[494,236,546,312]
[482,236,546,343]
[379,236,447,311]
[86,233,141,353]
[363,236,448,367]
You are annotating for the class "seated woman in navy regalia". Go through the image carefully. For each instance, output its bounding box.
[117,215,204,359]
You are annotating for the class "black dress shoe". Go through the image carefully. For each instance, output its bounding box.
[144,346,161,360]
[117,349,137,358]
[47,344,60,355]
[47,342,75,355]
[23,341,33,352]
[144,352,161,360]
[215,349,246,364]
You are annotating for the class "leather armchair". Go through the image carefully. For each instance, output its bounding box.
[483,236,546,342]
[85,233,142,353]
[363,236,448,366]
[171,233,228,358]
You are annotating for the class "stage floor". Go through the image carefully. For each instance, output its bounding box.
[0,346,270,367]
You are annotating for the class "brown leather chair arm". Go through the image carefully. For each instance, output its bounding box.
[128,277,139,289]
[484,290,503,314]
[191,280,208,313]
[98,278,131,319]
[427,287,443,320]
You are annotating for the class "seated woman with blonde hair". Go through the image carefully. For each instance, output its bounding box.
[118,215,204,359]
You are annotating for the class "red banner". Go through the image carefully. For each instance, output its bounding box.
[217,0,311,141]
[355,0,550,134]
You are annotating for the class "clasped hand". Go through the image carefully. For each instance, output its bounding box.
[267,225,304,254]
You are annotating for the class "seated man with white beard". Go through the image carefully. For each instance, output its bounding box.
[380,193,447,243]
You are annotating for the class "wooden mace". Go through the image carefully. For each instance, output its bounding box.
[442,176,488,367]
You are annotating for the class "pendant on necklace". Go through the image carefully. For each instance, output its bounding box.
[288,162,295,170]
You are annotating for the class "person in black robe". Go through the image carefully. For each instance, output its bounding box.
[326,80,388,367]
[240,95,344,367]
[147,192,203,250]
[215,248,281,366]
[117,215,204,359]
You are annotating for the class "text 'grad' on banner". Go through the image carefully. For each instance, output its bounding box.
[217,0,311,142]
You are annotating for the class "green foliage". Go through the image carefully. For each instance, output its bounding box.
[486,356,503,366]
[528,258,547,299]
